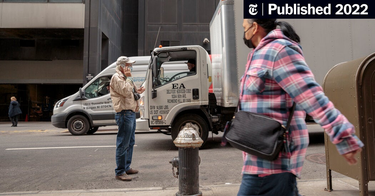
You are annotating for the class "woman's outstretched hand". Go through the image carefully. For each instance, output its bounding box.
[342,148,362,165]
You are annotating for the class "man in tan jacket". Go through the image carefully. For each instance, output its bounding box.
[110,56,145,181]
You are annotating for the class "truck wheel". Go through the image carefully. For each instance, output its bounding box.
[87,126,99,135]
[171,114,209,146]
[67,115,89,135]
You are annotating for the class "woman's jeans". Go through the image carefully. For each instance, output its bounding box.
[238,173,300,196]
[115,110,136,176]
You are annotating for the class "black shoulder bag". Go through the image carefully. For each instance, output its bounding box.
[224,101,296,161]
[130,80,140,101]
[133,88,141,101]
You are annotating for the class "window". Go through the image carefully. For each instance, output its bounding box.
[147,0,177,24]
[84,76,111,99]
[20,40,35,47]
[62,40,80,47]
[182,0,216,23]
[154,60,198,88]
[153,50,197,88]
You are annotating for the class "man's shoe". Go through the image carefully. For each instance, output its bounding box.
[126,168,139,175]
[115,173,132,181]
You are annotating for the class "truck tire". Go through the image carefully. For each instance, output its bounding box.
[87,126,99,135]
[67,115,89,135]
[171,114,209,146]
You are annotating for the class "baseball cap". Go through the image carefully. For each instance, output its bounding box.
[116,56,136,66]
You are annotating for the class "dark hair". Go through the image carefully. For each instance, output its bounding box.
[187,59,196,65]
[248,19,300,43]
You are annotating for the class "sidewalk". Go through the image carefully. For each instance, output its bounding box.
[0,178,374,196]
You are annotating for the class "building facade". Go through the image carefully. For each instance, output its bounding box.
[0,0,219,121]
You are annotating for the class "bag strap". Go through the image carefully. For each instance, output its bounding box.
[285,102,296,130]
[236,100,296,130]
[127,78,137,91]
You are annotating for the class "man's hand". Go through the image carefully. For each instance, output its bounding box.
[137,86,145,94]
[342,148,362,165]
[124,66,132,77]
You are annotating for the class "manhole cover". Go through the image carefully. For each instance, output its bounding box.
[306,153,326,165]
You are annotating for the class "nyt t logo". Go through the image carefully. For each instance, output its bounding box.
[248,4,258,15]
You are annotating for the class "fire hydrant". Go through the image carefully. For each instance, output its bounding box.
[169,123,203,196]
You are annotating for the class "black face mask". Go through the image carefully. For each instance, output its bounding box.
[243,25,254,48]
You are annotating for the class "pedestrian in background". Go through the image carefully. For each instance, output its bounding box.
[238,18,363,195]
[8,96,22,127]
[110,56,145,181]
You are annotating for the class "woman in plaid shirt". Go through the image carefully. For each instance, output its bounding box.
[238,19,364,195]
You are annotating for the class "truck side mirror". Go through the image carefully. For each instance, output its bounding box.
[74,87,87,101]
[152,89,157,99]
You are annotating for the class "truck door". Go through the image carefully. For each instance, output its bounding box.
[148,50,202,127]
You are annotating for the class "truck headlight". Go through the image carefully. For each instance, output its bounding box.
[139,96,144,118]
[139,96,144,106]
[55,98,68,108]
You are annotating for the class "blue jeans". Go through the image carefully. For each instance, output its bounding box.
[115,110,136,176]
[237,173,300,196]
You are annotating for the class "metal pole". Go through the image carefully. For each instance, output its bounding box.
[178,148,200,195]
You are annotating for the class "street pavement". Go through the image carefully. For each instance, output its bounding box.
[0,122,374,196]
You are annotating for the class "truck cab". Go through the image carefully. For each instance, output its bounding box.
[140,45,237,144]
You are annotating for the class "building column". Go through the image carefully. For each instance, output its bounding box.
[83,0,102,84]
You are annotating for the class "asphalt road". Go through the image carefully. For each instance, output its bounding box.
[0,122,346,193]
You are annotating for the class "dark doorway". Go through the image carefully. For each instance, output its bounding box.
[0,84,81,122]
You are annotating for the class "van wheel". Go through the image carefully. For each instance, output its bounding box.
[171,114,209,147]
[87,127,99,135]
[67,115,89,135]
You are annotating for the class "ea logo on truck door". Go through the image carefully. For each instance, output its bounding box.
[172,83,186,89]
[249,4,258,15]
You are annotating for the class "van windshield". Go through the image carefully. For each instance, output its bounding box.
[84,76,111,99]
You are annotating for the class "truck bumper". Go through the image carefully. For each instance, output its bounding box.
[51,113,67,128]
[136,119,150,131]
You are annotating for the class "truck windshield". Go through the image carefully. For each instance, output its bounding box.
[157,61,190,86]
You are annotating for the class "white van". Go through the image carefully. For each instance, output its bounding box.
[51,56,151,135]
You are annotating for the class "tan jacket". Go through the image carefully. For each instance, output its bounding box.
[110,70,139,113]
